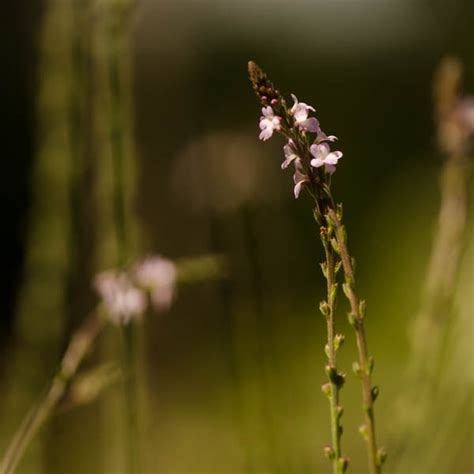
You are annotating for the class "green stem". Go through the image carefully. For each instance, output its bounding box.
[327,206,381,474]
[323,242,343,474]
[105,4,139,472]
[0,315,104,474]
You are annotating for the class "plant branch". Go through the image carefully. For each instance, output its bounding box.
[327,206,384,474]
[0,314,105,474]
[318,215,346,474]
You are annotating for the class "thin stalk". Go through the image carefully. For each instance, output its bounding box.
[320,230,344,474]
[327,206,382,474]
[105,3,139,472]
[0,314,105,474]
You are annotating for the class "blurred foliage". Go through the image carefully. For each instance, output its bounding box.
[1,0,473,473]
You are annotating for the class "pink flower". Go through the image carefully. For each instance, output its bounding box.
[259,106,281,141]
[134,256,177,312]
[293,161,309,199]
[290,94,320,133]
[281,140,300,169]
[310,143,343,175]
[316,130,338,143]
[94,271,146,325]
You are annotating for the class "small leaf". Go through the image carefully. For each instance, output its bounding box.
[347,313,356,327]
[330,238,340,254]
[319,300,330,318]
[371,386,379,402]
[324,344,330,358]
[320,262,328,278]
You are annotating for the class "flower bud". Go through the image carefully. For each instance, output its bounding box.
[320,300,330,318]
[359,424,369,440]
[352,361,361,377]
[334,334,345,350]
[321,383,332,398]
[338,457,349,472]
[377,448,387,466]
[324,446,335,460]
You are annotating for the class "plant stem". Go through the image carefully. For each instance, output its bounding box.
[0,314,104,474]
[105,3,139,472]
[322,239,344,474]
[327,206,381,474]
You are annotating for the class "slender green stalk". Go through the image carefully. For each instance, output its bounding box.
[0,314,104,474]
[105,2,139,472]
[326,205,383,474]
[318,219,346,474]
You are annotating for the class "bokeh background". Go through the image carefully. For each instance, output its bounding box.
[1,0,473,473]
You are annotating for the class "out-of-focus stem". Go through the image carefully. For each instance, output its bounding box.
[105,2,139,472]
[0,314,104,474]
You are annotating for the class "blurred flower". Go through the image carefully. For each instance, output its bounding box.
[293,161,309,199]
[134,256,177,311]
[310,142,343,174]
[456,96,474,134]
[290,94,320,132]
[281,140,300,169]
[259,106,281,141]
[94,271,146,325]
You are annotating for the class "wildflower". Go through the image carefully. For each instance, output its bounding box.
[281,140,300,169]
[310,143,343,175]
[290,94,320,133]
[316,129,338,143]
[134,256,177,311]
[259,106,281,141]
[94,271,146,325]
[456,96,474,134]
[293,161,309,199]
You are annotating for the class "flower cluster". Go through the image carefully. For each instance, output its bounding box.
[94,256,177,325]
[249,61,343,200]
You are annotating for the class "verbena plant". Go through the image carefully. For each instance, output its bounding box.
[248,61,386,474]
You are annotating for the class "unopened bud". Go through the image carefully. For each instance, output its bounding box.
[359,424,369,440]
[324,446,335,460]
[321,383,332,398]
[334,334,345,350]
[377,448,387,466]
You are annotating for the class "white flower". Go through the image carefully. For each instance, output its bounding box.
[134,256,177,312]
[281,140,299,169]
[310,143,343,175]
[293,161,309,199]
[259,106,281,141]
[290,94,320,133]
[94,271,146,325]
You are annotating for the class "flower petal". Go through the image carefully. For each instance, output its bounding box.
[299,117,320,133]
[324,151,343,165]
[310,158,324,168]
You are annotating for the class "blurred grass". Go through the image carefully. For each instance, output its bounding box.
[1,0,473,473]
